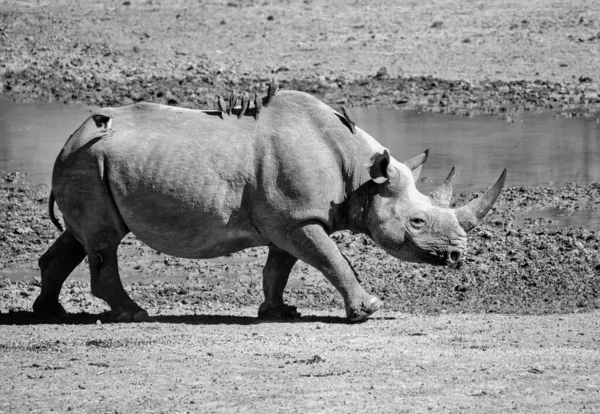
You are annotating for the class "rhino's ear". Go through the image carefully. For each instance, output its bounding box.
[369,150,391,184]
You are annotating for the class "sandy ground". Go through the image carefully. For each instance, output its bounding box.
[1,1,600,412]
[1,309,599,413]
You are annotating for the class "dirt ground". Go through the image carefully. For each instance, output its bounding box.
[1,310,599,413]
[1,1,600,412]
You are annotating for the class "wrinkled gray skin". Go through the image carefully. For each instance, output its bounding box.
[33,91,506,322]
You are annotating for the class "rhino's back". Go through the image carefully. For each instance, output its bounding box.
[95,102,258,201]
[54,103,265,257]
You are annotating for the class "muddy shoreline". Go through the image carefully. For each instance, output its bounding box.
[5,63,600,117]
[4,51,600,118]
[2,174,599,317]
[2,1,600,116]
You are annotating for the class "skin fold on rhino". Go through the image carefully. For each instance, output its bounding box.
[33,90,506,322]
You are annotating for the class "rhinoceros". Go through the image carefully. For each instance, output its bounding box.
[33,90,506,322]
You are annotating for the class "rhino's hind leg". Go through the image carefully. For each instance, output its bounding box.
[33,231,87,318]
[87,245,150,323]
[277,221,382,322]
[258,245,300,320]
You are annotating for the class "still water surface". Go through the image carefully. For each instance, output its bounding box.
[1,98,599,192]
[354,107,600,191]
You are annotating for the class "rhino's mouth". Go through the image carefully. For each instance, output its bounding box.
[446,259,463,269]
[387,245,449,266]
[418,246,463,268]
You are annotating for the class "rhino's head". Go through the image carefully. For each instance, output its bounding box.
[366,149,506,268]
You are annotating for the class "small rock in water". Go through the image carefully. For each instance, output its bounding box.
[420,176,433,184]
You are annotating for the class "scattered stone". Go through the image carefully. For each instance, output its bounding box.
[375,66,388,79]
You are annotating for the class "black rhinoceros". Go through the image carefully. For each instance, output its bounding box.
[33,89,506,322]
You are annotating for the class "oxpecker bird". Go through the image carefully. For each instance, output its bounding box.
[228,90,237,116]
[216,95,227,119]
[340,106,356,134]
[239,91,250,119]
[254,92,263,120]
[265,78,278,106]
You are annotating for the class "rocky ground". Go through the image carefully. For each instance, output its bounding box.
[1,0,600,412]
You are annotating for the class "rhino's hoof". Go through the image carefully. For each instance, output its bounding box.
[109,307,151,323]
[258,303,301,320]
[346,297,383,323]
[32,297,68,319]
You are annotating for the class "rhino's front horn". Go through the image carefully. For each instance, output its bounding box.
[454,168,507,232]
[430,166,455,207]
[403,149,429,181]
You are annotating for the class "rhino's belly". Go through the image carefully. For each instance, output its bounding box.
[130,223,267,259]
[118,202,268,258]
[110,180,267,259]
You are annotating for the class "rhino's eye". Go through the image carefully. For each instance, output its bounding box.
[409,217,426,229]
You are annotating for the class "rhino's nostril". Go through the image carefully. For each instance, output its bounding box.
[449,249,461,263]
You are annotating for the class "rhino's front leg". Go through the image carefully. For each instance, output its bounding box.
[258,245,300,319]
[88,245,150,322]
[278,221,382,322]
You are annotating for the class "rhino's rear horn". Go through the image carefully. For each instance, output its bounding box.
[455,168,507,232]
[430,166,455,207]
[403,149,429,182]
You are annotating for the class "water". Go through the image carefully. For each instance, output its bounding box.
[1,99,599,192]
[520,207,600,230]
[0,98,95,186]
[352,108,600,192]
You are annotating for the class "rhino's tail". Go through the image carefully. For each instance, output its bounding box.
[48,191,64,232]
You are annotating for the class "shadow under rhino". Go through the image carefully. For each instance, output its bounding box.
[0,311,362,326]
